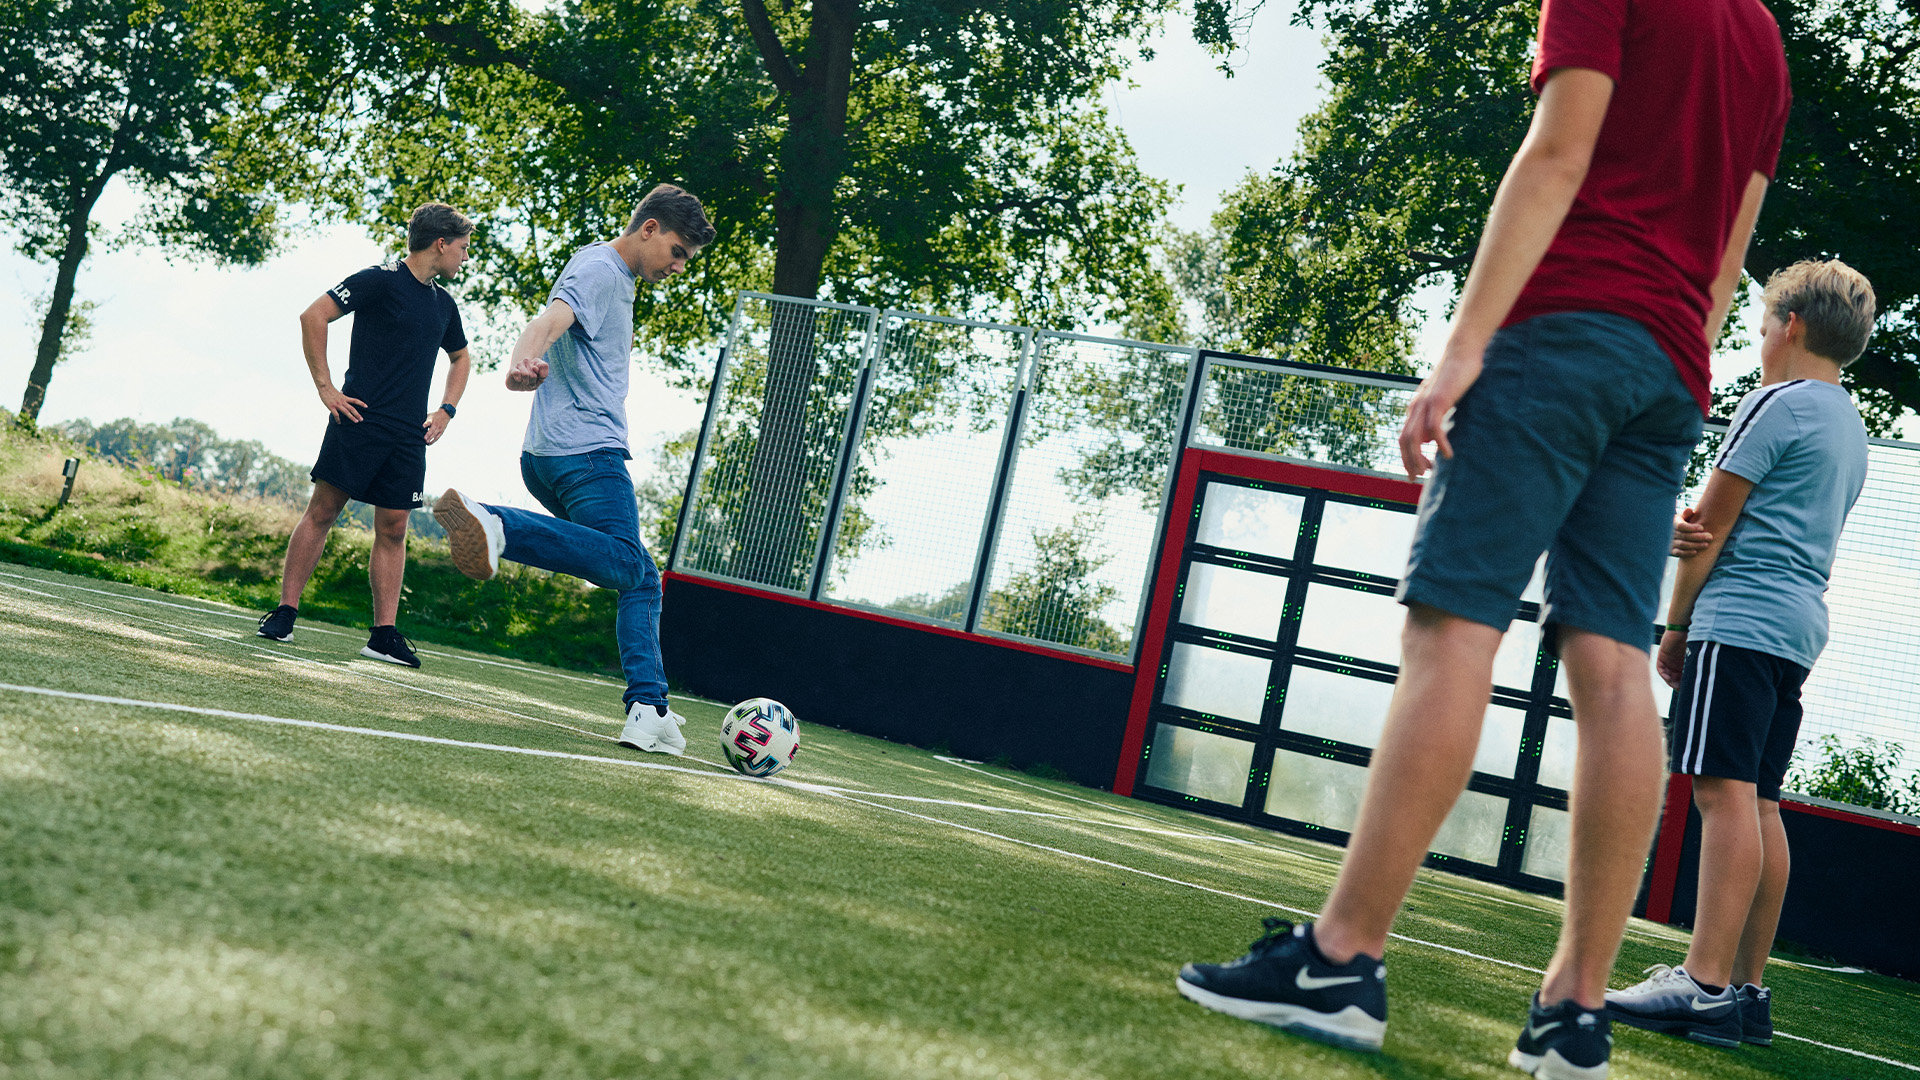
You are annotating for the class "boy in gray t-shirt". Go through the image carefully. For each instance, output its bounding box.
[1605,260,1875,1047]
[433,184,717,753]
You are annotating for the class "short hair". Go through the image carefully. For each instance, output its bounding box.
[625,183,716,246]
[1761,259,1877,366]
[407,202,474,253]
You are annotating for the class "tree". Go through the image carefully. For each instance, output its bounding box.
[0,0,277,428]
[980,514,1127,653]
[1206,0,1920,432]
[215,0,1187,586]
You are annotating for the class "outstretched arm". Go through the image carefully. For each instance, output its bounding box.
[1704,173,1770,347]
[504,300,576,391]
[299,294,364,423]
[1399,66,1615,479]
[1657,468,1755,686]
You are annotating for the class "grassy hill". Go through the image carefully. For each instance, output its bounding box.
[0,419,623,677]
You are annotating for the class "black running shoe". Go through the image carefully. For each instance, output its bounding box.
[1510,994,1612,1080]
[1737,984,1772,1046]
[1176,917,1387,1052]
[257,604,297,641]
[1604,964,1741,1047]
[361,626,421,668]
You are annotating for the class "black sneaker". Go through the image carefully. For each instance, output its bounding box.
[1737,984,1772,1046]
[1604,964,1741,1047]
[257,604,297,641]
[361,626,421,668]
[1510,994,1612,1080]
[1176,917,1387,1052]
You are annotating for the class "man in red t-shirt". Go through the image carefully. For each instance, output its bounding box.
[1175,1,1790,1076]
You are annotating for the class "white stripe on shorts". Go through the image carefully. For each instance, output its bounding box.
[1683,642,1722,774]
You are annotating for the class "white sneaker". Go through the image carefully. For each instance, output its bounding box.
[619,702,687,756]
[434,488,505,580]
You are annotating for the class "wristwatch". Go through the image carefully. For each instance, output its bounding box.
[439,403,457,419]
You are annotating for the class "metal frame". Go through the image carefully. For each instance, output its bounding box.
[667,345,730,574]
[807,307,885,600]
[963,329,1037,634]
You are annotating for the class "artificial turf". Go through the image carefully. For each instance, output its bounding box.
[1,562,1914,1079]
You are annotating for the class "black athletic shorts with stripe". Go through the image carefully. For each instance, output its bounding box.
[1667,639,1809,801]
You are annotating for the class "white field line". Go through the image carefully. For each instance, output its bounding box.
[4,681,1915,1072]
[0,568,663,692]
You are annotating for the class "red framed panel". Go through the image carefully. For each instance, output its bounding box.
[1111,449,1421,795]
[662,570,1134,674]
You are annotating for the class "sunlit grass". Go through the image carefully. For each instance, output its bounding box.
[1,562,1915,1079]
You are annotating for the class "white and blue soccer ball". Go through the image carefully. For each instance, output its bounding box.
[719,697,799,777]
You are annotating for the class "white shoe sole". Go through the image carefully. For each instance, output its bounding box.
[1175,977,1385,1052]
[617,736,685,756]
[1509,1047,1608,1080]
[359,646,417,667]
[434,489,497,581]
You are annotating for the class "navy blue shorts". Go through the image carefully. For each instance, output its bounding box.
[1396,311,1702,650]
[310,419,426,510]
[1668,640,1808,801]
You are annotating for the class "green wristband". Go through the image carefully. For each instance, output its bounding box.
[1666,623,1689,632]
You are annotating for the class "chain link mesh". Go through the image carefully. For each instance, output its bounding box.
[820,314,1028,622]
[978,334,1193,655]
[1191,360,1416,473]
[675,295,874,593]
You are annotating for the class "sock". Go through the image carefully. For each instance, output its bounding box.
[1302,923,1350,968]
[1693,978,1727,996]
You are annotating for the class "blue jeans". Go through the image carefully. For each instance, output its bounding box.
[484,450,665,711]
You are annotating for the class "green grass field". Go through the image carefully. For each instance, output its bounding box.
[2,561,1915,1080]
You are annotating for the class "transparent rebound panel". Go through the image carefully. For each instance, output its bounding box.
[1192,361,1416,474]
[677,295,874,593]
[1143,723,1255,806]
[1431,789,1508,865]
[979,335,1192,655]
[820,315,1026,620]
[1264,751,1370,832]
[1523,804,1572,882]
[1179,562,1289,641]
[1195,482,1305,560]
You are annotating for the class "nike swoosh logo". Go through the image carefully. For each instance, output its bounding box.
[1691,998,1734,1012]
[1296,970,1364,991]
[1527,1020,1563,1039]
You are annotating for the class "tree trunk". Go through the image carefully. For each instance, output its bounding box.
[729,0,859,587]
[19,173,111,429]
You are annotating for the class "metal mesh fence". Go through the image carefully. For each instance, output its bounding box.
[819,314,1029,622]
[1190,357,1418,473]
[674,294,876,593]
[978,333,1195,655]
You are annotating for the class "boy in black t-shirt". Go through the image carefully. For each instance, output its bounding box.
[255,203,474,667]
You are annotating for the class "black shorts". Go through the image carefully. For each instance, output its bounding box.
[310,419,426,510]
[1667,640,1809,801]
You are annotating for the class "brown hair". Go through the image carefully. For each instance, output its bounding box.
[625,184,716,246]
[1761,259,1877,366]
[407,202,475,253]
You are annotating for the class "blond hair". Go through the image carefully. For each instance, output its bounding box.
[1761,259,1876,366]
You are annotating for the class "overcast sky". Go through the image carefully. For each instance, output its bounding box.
[0,5,1805,515]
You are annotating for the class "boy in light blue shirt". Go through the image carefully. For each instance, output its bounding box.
[1606,260,1875,1048]
[435,184,716,753]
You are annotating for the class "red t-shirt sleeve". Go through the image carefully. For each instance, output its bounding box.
[1532,0,1630,91]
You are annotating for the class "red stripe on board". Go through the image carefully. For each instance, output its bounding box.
[1113,449,1208,796]
[1186,448,1424,505]
[662,571,1134,673]
[1645,772,1696,924]
[1780,796,1920,838]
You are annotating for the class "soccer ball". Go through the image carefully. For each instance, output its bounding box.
[719,698,800,777]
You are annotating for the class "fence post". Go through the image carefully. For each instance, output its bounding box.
[57,457,80,508]
[963,329,1038,634]
[806,308,884,601]
[1127,347,1207,665]
[667,345,729,574]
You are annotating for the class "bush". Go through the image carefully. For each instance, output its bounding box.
[1785,734,1920,815]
